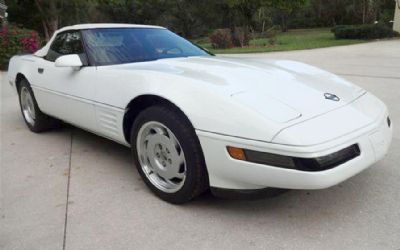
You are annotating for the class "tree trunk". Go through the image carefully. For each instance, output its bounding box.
[47,0,58,38]
[281,13,288,32]
[262,20,265,34]
[362,0,367,24]
[35,0,59,41]
[42,20,49,41]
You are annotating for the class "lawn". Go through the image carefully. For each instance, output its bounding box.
[195,28,366,54]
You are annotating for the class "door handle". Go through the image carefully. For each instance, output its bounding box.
[38,68,44,74]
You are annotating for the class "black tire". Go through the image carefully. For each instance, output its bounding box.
[131,105,209,204]
[17,79,61,133]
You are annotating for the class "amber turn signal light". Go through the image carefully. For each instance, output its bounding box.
[227,146,246,161]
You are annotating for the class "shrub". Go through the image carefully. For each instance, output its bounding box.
[232,26,251,47]
[330,25,348,33]
[0,26,41,70]
[265,26,280,46]
[332,24,399,39]
[209,29,233,49]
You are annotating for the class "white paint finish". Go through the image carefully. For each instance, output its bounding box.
[199,132,376,190]
[231,90,301,123]
[272,92,385,146]
[198,108,392,189]
[30,58,98,132]
[6,26,393,192]
[93,56,366,143]
[54,54,83,68]
[2,40,400,250]
[95,105,125,140]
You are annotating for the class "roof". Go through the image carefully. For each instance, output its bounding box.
[57,23,165,32]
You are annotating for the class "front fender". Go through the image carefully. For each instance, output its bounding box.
[95,67,284,142]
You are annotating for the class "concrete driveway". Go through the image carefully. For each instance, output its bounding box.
[1,40,399,250]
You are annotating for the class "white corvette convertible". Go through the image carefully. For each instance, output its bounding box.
[8,24,392,203]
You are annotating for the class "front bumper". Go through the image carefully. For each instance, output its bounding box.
[196,105,392,191]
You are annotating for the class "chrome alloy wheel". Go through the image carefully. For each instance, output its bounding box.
[136,121,187,193]
[20,87,36,125]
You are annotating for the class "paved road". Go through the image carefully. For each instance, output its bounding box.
[1,40,399,250]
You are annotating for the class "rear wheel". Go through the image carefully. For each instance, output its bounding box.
[131,105,209,204]
[18,79,60,133]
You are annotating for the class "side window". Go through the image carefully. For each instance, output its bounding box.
[63,32,84,55]
[45,31,87,64]
[45,33,65,62]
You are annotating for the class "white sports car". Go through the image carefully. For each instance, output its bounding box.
[7,24,393,203]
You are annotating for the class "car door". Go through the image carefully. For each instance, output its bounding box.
[31,30,98,132]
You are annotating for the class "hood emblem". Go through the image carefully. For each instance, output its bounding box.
[324,93,340,102]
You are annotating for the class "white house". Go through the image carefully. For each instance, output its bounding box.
[0,0,7,23]
[394,0,400,32]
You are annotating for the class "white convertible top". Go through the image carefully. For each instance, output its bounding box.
[34,23,165,57]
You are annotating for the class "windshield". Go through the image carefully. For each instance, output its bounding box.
[82,28,210,66]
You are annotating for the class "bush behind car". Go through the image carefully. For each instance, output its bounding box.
[0,25,41,70]
[332,24,399,39]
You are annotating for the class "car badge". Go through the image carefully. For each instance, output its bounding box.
[324,93,340,102]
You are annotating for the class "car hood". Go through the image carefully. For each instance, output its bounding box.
[114,56,365,123]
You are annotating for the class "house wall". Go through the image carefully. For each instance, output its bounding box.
[394,1,400,32]
[0,2,7,25]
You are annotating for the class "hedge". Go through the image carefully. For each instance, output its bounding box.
[332,24,399,39]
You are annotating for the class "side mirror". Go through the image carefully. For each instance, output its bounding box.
[55,54,83,69]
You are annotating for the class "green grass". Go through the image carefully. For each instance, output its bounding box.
[195,28,366,54]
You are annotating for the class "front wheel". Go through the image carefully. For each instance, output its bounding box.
[131,105,209,204]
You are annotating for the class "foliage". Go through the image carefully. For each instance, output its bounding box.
[6,0,398,40]
[7,0,103,40]
[333,24,399,39]
[265,25,280,45]
[198,28,365,54]
[4,0,398,50]
[331,25,349,33]
[5,0,42,35]
[209,26,252,48]
[232,26,251,47]
[0,26,41,70]
[269,0,306,31]
[287,0,396,29]
[209,29,233,49]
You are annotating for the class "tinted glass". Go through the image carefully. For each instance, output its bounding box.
[45,31,85,62]
[82,28,210,66]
